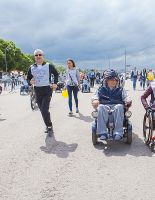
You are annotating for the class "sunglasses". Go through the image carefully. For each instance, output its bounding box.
[35,54,43,57]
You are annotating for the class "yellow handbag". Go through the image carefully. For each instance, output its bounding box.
[62,89,68,98]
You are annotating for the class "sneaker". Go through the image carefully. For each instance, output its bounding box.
[76,108,79,113]
[47,127,54,137]
[44,127,48,133]
[113,134,122,141]
[100,133,108,140]
[69,111,73,116]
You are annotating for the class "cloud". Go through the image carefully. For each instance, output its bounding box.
[0,0,155,69]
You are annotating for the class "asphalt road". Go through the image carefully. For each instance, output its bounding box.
[0,80,155,200]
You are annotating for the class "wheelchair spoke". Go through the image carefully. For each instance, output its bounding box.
[143,112,153,145]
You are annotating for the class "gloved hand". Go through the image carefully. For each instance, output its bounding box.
[125,100,132,108]
[146,107,152,116]
[146,106,152,111]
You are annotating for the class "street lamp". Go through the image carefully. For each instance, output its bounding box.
[124,49,126,79]
[4,45,11,72]
[126,64,132,71]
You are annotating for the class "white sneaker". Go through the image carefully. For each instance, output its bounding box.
[100,134,108,140]
[69,111,73,116]
[76,108,79,113]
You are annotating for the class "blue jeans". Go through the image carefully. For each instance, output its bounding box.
[67,85,78,111]
[97,104,124,137]
[83,83,89,90]
[132,77,137,90]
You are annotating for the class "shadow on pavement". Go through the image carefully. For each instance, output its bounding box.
[72,112,93,123]
[0,114,6,121]
[40,134,78,158]
[93,133,153,157]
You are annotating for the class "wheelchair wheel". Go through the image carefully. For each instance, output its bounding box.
[30,96,38,111]
[126,132,132,144]
[150,142,155,152]
[126,122,132,144]
[0,86,2,94]
[143,112,153,145]
[92,131,98,145]
[31,98,35,110]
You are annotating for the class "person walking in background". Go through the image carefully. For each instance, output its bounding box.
[66,59,80,116]
[140,68,147,90]
[89,69,95,87]
[27,49,58,137]
[3,74,8,90]
[131,67,138,90]
[10,73,16,92]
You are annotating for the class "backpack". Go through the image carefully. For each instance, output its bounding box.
[90,72,95,79]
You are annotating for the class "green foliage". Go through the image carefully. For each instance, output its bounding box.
[55,65,66,73]
[0,49,4,69]
[0,38,34,72]
[0,38,65,73]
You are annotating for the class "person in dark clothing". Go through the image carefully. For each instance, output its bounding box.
[10,73,16,92]
[89,69,95,87]
[27,49,58,137]
[131,67,138,90]
[140,68,147,90]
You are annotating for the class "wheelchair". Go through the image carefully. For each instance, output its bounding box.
[20,85,29,95]
[0,85,2,94]
[29,86,38,111]
[143,109,155,151]
[81,83,91,93]
[91,105,132,145]
[55,81,65,93]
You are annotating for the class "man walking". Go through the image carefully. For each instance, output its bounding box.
[131,67,138,90]
[27,49,58,137]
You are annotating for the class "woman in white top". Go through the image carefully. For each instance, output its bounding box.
[66,59,80,116]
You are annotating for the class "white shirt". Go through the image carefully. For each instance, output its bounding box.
[66,68,80,86]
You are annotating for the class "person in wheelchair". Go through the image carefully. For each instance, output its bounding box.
[141,81,155,148]
[55,74,65,92]
[92,69,132,141]
[82,76,90,92]
[20,77,29,94]
[55,81,65,92]
[141,81,155,112]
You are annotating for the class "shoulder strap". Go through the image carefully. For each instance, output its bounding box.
[69,73,76,84]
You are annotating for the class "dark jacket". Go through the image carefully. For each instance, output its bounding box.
[131,70,138,79]
[98,86,124,105]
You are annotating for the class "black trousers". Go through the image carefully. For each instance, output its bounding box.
[35,86,52,127]
[90,78,95,87]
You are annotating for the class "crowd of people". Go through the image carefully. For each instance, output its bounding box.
[0,72,27,92]
[1,49,155,144]
[131,67,155,90]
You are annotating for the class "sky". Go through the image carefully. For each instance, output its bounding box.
[0,0,155,71]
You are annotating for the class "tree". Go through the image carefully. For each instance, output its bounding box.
[0,38,64,73]
[0,38,34,72]
[55,65,66,74]
[0,49,4,69]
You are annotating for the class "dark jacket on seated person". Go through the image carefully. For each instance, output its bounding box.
[92,85,131,105]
